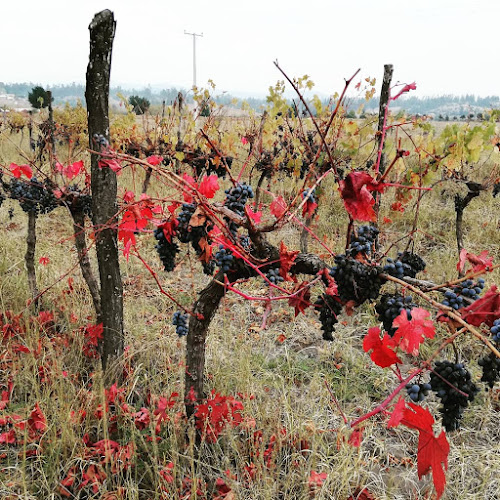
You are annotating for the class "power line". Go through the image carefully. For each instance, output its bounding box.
[184,31,203,89]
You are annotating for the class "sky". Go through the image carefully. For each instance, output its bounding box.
[1,0,499,98]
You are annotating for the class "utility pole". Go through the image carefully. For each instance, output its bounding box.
[184,30,203,89]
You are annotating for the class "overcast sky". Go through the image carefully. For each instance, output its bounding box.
[1,0,499,98]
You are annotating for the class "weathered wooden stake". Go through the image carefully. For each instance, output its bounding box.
[85,9,123,372]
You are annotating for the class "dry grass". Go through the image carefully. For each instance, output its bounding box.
[0,121,499,500]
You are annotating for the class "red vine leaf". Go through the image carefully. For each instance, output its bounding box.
[279,241,299,281]
[56,160,84,180]
[339,172,385,222]
[197,237,213,264]
[388,398,449,500]
[348,427,363,447]
[288,282,311,317]
[10,163,33,179]
[461,285,500,327]
[246,206,262,224]
[392,308,435,356]
[391,82,417,101]
[146,155,163,166]
[457,249,493,274]
[98,158,122,173]
[198,175,220,199]
[270,195,287,219]
[320,268,338,297]
[181,173,197,202]
[363,327,402,368]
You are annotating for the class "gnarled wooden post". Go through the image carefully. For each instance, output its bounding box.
[85,10,123,372]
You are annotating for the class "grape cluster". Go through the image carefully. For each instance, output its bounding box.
[441,278,485,310]
[176,204,196,243]
[6,178,58,215]
[215,246,234,274]
[406,382,432,403]
[384,252,426,279]
[172,311,188,336]
[375,293,417,336]
[175,203,215,275]
[66,185,92,217]
[302,188,316,204]
[224,183,254,216]
[478,353,500,388]
[330,255,383,305]
[430,361,479,431]
[193,155,232,179]
[265,267,284,286]
[315,294,342,341]
[491,318,500,343]
[154,225,179,272]
[348,225,379,257]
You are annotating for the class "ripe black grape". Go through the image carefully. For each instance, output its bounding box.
[375,293,417,336]
[315,294,342,341]
[406,382,432,403]
[172,311,188,336]
[384,252,426,279]
[265,266,284,286]
[347,225,379,257]
[154,224,179,272]
[224,183,254,216]
[430,361,479,431]
[330,255,383,305]
[215,246,234,274]
[6,177,58,215]
[478,353,500,388]
[491,318,500,343]
[441,278,485,310]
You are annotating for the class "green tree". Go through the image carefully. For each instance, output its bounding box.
[28,86,52,109]
[128,95,150,115]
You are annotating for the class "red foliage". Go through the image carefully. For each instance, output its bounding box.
[194,392,244,443]
[388,398,449,499]
[55,160,84,180]
[461,285,500,327]
[457,249,493,274]
[9,162,32,179]
[279,241,299,281]
[392,308,435,356]
[270,195,287,219]
[363,327,402,368]
[198,174,220,199]
[146,155,163,166]
[339,172,385,222]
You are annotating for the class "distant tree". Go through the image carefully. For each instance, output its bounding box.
[445,115,449,121]
[128,95,150,115]
[460,114,466,120]
[476,112,483,121]
[438,114,444,121]
[28,86,52,109]
[468,113,474,120]
[346,110,356,119]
